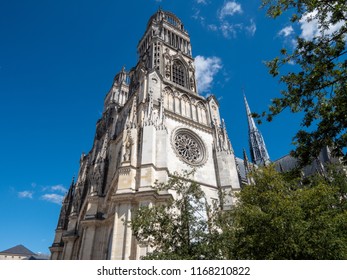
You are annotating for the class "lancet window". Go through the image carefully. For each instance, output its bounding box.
[164,87,175,111]
[181,95,191,118]
[172,60,186,87]
[197,102,207,124]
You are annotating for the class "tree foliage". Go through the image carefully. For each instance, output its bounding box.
[260,0,347,165]
[131,166,347,260]
[131,170,222,260]
[223,164,347,259]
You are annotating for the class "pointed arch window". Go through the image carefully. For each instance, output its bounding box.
[181,95,191,118]
[164,87,174,111]
[172,60,186,87]
[197,102,207,124]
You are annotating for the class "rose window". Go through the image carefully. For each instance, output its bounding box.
[172,128,207,166]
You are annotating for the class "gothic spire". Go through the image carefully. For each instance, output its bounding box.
[243,148,250,172]
[244,94,270,166]
[65,176,75,204]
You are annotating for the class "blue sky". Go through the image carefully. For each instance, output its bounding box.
[0,0,317,254]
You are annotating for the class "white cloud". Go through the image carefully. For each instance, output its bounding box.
[299,11,319,40]
[208,24,218,31]
[50,184,68,193]
[278,25,294,37]
[192,1,253,38]
[220,22,243,38]
[220,22,236,38]
[41,194,64,205]
[289,38,297,49]
[16,182,67,204]
[41,184,67,193]
[277,25,297,49]
[299,10,344,40]
[18,191,33,199]
[194,55,222,93]
[192,9,205,25]
[246,19,256,36]
[219,1,242,20]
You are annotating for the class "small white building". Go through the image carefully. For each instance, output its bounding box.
[0,245,37,260]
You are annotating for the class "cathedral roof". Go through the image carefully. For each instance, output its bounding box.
[235,157,247,182]
[273,155,299,173]
[273,148,333,177]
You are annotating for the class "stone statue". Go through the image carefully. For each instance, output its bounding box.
[123,140,131,162]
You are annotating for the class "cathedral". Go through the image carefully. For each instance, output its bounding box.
[49,10,334,260]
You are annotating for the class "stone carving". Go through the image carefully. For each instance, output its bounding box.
[72,187,81,214]
[188,61,195,91]
[123,140,131,162]
[58,204,67,228]
[157,94,166,130]
[123,130,133,162]
[119,167,131,175]
[152,26,160,36]
[172,128,207,166]
[213,118,233,153]
[90,165,102,194]
[190,76,195,91]
[126,97,137,129]
[144,90,155,126]
[175,133,201,163]
[165,63,171,79]
[188,61,194,71]
[164,48,171,79]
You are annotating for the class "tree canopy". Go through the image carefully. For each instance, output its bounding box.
[260,0,347,165]
[223,164,347,259]
[131,165,347,260]
[131,170,222,260]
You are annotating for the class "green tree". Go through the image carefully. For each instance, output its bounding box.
[223,165,347,259]
[131,170,223,260]
[131,167,347,260]
[260,0,347,165]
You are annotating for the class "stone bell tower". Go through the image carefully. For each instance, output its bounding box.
[50,9,241,260]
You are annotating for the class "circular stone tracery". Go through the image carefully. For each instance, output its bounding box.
[172,128,207,166]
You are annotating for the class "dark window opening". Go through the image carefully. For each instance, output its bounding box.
[172,61,185,87]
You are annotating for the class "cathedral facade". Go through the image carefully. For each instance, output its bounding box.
[50,9,337,260]
[50,10,241,260]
